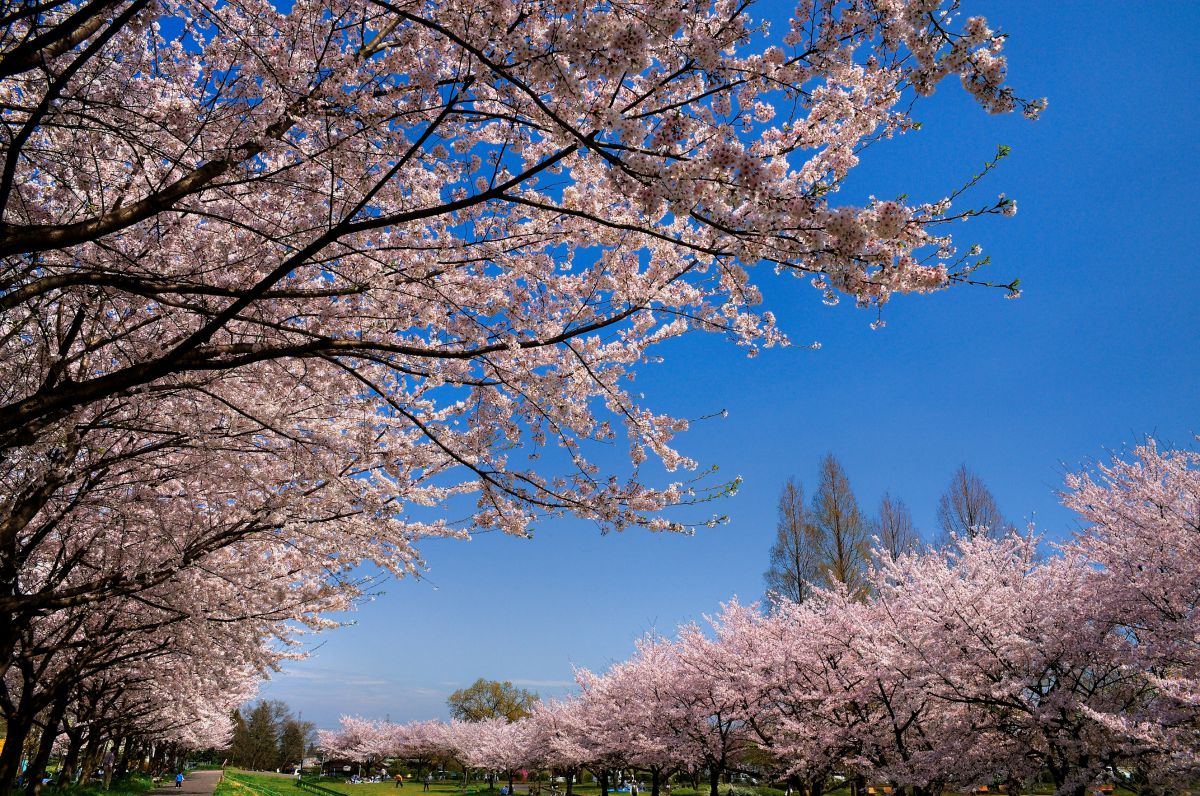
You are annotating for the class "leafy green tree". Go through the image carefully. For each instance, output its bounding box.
[446,679,539,723]
[278,717,317,770]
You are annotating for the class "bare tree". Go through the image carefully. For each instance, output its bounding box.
[811,454,869,597]
[871,492,919,560]
[763,477,823,608]
[935,464,1010,546]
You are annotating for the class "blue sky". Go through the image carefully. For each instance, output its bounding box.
[261,1,1200,727]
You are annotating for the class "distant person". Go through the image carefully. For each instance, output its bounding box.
[396,774,405,788]
[176,773,184,789]
[424,775,432,791]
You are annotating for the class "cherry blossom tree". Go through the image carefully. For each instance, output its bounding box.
[596,453,1200,794]
[1063,441,1200,789]
[868,533,1177,795]
[467,717,539,793]
[396,720,459,776]
[525,700,593,796]
[652,629,759,796]
[1,4,1056,785]
[0,534,346,793]
[6,624,259,796]
[546,677,631,796]
[573,645,698,796]
[696,598,866,796]
[319,716,407,763]
[320,717,545,789]
[1,0,1042,701]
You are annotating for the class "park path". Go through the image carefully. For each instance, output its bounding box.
[147,769,223,796]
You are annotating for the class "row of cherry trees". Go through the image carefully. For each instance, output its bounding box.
[3,600,274,794]
[321,442,1200,796]
[1,0,1043,789]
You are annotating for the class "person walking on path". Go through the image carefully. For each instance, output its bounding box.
[176,773,185,789]
[147,768,221,796]
[424,775,432,791]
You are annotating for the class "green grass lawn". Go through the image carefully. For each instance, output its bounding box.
[286,782,787,796]
[217,772,534,796]
[218,772,1123,796]
[39,774,156,796]
[218,771,301,796]
[218,774,800,796]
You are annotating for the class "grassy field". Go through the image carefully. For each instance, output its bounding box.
[216,773,808,796]
[38,774,156,796]
[217,771,298,796]
[215,772,539,796]
[216,772,1094,796]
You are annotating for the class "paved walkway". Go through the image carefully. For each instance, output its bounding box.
[147,769,223,796]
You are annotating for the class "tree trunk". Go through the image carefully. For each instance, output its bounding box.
[808,775,824,796]
[24,690,70,796]
[0,710,36,796]
[599,769,609,796]
[1046,763,1080,796]
[651,768,660,796]
[58,728,85,786]
[79,733,104,785]
[564,768,574,796]
[708,767,720,796]
[115,735,133,778]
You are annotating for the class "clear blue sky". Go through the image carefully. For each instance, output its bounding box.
[262,1,1200,728]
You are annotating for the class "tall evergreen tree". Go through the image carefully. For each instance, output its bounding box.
[228,710,252,767]
[228,700,289,770]
[278,717,317,770]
